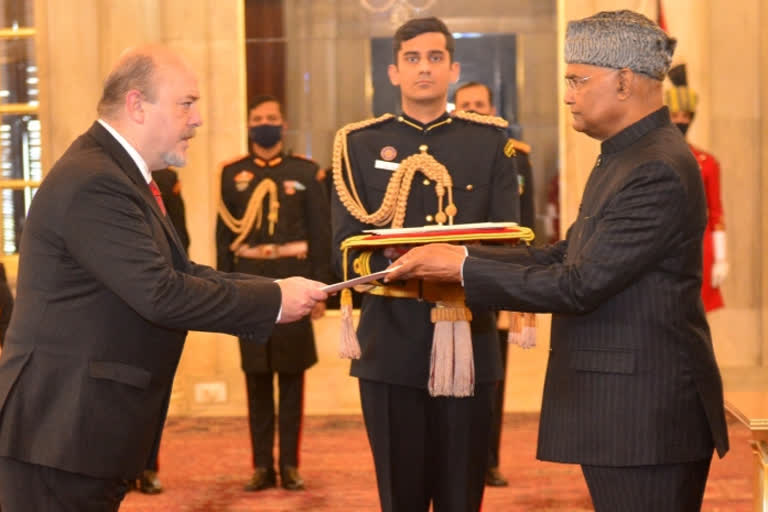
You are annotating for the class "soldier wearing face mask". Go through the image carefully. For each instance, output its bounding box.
[216,95,333,492]
[665,65,728,312]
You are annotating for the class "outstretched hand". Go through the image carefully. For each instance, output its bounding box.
[384,243,466,283]
[277,277,328,323]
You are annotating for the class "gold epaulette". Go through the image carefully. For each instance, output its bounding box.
[338,113,396,137]
[508,138,531,154]
[452,110,509,129]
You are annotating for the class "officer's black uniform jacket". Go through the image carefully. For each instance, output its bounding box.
[331,112,520,388]
[217,152,332,373]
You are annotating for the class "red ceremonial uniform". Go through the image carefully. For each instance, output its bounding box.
[690,144,724,311]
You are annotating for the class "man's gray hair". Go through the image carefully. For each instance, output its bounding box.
[96,52,157,118]
[565,10,676,80]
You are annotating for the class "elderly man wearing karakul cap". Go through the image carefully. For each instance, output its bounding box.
[385,10,729,512]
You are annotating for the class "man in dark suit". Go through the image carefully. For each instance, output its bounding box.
[331,17,519,512]
[386,10,728,512]
[0,45,327,512]
[217,95,333,491]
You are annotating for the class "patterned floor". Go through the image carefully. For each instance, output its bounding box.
[121,412,752,511]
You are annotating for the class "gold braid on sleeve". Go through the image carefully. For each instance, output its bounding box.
[217,178,280,252]
[332,116,458,229]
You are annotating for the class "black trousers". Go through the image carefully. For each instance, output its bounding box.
[0,457,129,512]
[581,456,713,512]
[359,379,493,512]
[487,330,508,469]
[245,371,304,469]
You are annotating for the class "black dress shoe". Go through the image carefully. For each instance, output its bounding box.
[485,467,509,487]
[244,467,277,492]
[280,466,305,491]
[138,470,164,494]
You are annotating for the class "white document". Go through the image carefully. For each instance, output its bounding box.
[321,266,402,294]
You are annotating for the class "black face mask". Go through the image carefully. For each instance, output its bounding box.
[675,122,690,136]
[249,124,282,148]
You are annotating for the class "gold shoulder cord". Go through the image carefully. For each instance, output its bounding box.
[332,114,458,229]
[218,178,279,251]
[452,110,509,129]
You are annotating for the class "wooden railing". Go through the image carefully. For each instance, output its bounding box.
[725,391,768,512]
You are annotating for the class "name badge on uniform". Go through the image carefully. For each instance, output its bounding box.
[374,159,399,172]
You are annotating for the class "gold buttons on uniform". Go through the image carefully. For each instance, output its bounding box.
[419,144,428,152]
[425,215,434,222]
[465,184,474,191]
[423,179,431,186]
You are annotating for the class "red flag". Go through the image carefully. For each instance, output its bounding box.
[657,0,668,32]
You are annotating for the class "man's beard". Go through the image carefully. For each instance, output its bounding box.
[162,131,195,167]
[162,151,186,167]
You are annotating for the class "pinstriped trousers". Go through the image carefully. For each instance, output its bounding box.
[581,455,712,512]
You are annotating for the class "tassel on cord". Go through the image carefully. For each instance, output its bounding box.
[452,319,474,396]
[519,312,536,349]
[338,288,361,358]
[338,247,361,359]
[429,319,455,396]
[429,305,474,397]
[506,311,524,346]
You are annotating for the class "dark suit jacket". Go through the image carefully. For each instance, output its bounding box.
[331,112,519,388]
[462,108,728,466]
[0,121,282,479]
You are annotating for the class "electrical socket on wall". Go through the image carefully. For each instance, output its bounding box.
[193,381,227,404]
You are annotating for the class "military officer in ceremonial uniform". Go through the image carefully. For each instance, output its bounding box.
[665,64,728,311]
[453,81,536,488]
[217,95,332,491]
[331,18,519,512]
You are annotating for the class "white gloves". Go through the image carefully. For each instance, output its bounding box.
[711,230,729,288]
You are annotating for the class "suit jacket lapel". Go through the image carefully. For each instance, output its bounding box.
[86,122,188,260]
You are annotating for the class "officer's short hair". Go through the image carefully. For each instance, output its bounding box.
[97,53,157,119]
[248,94,284,115]
[393,17,455,64]
[454,82,493,105]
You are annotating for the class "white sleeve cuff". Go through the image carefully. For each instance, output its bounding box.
[460,246,469,287]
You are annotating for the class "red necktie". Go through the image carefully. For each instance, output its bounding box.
[148,180,167,216]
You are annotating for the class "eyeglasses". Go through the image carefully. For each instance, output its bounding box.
[564,75,592,90]
[564,69,621,91]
